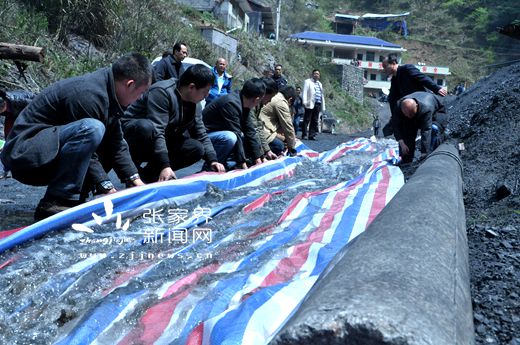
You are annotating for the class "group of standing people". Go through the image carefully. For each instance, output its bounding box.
[0,43,327,220]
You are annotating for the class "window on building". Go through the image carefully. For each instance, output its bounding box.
[315,46,323,56]
[357,53,363,61]
[437,79,444,86]
[370,74,377,81]
[379,55,385,62]
[335,50,351,59]
[366,51,375,61]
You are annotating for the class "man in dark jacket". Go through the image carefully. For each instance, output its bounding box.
[394,91,448,163]
[1,53,152,220]
[202,78,265,170]
[122,64,225,182]
[273,64,288,90]
[382,54,447,137]
[153,42,188,82]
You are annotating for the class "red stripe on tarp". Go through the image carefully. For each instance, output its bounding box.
[0,227,25,240]
[0,256,16,270]
[326,141,366,162]
[260,186,351,288]
[118,263,220,345]
[186,322,205,345]
[102,262,154,296]
[243,190,285,213]
[366,165,391,226]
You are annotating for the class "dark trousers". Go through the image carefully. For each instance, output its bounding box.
[302,104,321,138]
[400,121,419,163]
[123,119,204,180]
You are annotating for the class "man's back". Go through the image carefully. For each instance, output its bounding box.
[202,92,242,133]
[388,64,440,112]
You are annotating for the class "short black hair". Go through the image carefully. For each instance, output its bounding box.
[274,64,283,69]
[386,54,399,64]
[112,52,152,87]
[241,78,266,99]
[279,86,297,100]
[179,64,215,88]
[312,68,320,74]
[173,42,187,53]
[261,77,278,95]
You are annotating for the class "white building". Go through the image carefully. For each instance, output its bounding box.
[289,31,450,95]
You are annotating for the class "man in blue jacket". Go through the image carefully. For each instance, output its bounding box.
[205,58,232,104]
[122,64,225,182]
[1,53,152,220]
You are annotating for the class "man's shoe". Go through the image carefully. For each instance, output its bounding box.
[0,170,10,179]
[301,136,308,140]
[308,136,317,141]
[34,197,81,221]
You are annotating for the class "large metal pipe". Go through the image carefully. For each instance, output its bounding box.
[271,143,474,345]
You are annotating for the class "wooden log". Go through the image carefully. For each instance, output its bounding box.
[0,43,45,62]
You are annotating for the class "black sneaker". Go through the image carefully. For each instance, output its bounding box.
[308,136,317,141]
[34,197,81,221]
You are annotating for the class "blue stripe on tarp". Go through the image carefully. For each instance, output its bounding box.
[174,191,330,344]
[0,156,301,254]
[54,290,146,345]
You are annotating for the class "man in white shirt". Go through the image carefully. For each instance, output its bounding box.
[302,69,325,140]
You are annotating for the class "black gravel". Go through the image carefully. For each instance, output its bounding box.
[446,63,520,345]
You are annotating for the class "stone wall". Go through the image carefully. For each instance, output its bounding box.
[341,64,364,102]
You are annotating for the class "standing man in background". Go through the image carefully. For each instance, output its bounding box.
[273,64,288,89]
[302,69,325,140]
[153,42,189,81]
[291,85,304,136]
[206,57,232,104]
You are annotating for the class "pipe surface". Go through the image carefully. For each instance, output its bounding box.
[271,143,474,345]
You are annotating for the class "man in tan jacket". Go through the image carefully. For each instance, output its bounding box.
[259,86,298,156]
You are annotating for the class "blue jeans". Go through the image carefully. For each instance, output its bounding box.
[46,118,105,201]
[207,131,237,165]
[293,114,302,134]
[430,124,440,152]
[269,138,285,156]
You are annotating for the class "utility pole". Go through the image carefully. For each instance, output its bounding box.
[275,0,281,40]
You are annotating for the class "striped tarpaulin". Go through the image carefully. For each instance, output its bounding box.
[0,138,403,345]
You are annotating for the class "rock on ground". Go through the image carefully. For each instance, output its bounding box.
[446,62,520,345]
